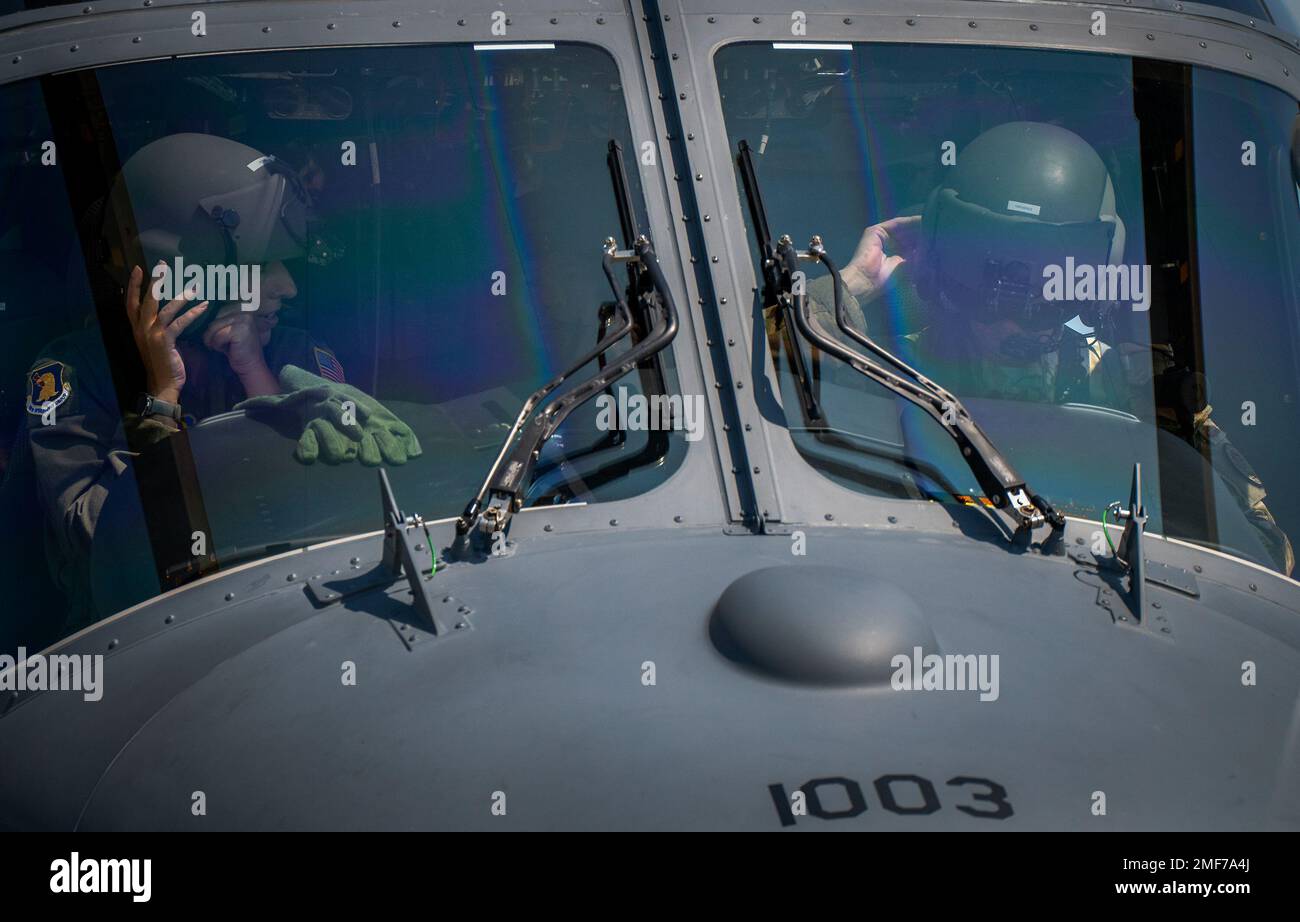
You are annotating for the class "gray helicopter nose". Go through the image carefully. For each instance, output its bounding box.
[711,565,937,687]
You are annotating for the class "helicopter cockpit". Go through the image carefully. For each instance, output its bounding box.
[716,39,1300,576]
[0,42,689,649]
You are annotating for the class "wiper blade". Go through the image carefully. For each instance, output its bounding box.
[736,139,823,424]
[736,141,1063,536]
[607,139,671,405]
[454,238,679,550]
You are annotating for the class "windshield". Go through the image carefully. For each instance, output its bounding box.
[1276,0,1300,37]
[0,42,687,652]
[717,42,1300,576]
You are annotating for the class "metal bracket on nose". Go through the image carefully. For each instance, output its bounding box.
[378,469,465,638]
[1091,462,1198,627]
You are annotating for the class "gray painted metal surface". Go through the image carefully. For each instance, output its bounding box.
[5,516,1299,830]
[0,0,1298,830]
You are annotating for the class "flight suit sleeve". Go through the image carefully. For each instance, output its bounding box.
[1198,412,1295,576]
[1085,351,1292,574]
[805,272,870,337]
[21,341,151,592]
[265,326,347,385]
[307,340,346,384]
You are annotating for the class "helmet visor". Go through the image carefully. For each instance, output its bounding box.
[927,190,1116,326]
[196,157,310,267]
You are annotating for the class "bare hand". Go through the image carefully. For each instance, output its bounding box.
[202,308,280,398]
[202,310,266,374]
[126,263,208,404]
[840,215,922,302]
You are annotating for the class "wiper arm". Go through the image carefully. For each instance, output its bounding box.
[735,140,1062,535]
[453,254,630,541]
[453,235,679,550]
[790,235,1063,532]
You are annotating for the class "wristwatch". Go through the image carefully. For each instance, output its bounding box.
[136,392,184,423]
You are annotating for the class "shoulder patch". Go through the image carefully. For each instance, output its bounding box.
[313,346,345,384]
[27,361,71,415]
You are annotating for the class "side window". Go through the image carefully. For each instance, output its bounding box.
[0,82,98,480]
[0,80,107,654]
[1189,71,1300,564]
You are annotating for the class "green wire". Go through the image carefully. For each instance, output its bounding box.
[421,521,438,578]
[1101,506,1119,558]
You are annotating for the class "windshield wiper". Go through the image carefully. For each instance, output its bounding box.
[454,140,681,552]
[737,139,823,425]
[606,139,672,406]
[736,140,1064,537]
[453,236,677,550]
[453,144,681,552]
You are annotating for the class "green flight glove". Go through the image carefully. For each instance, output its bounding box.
[235,364,423,466]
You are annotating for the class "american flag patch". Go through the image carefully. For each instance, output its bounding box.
[313,346,346,383]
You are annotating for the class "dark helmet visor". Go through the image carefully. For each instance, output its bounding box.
[926,189,1116,326]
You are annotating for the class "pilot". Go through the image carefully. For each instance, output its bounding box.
[804,120,1294,574]
[7,133,421,632]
